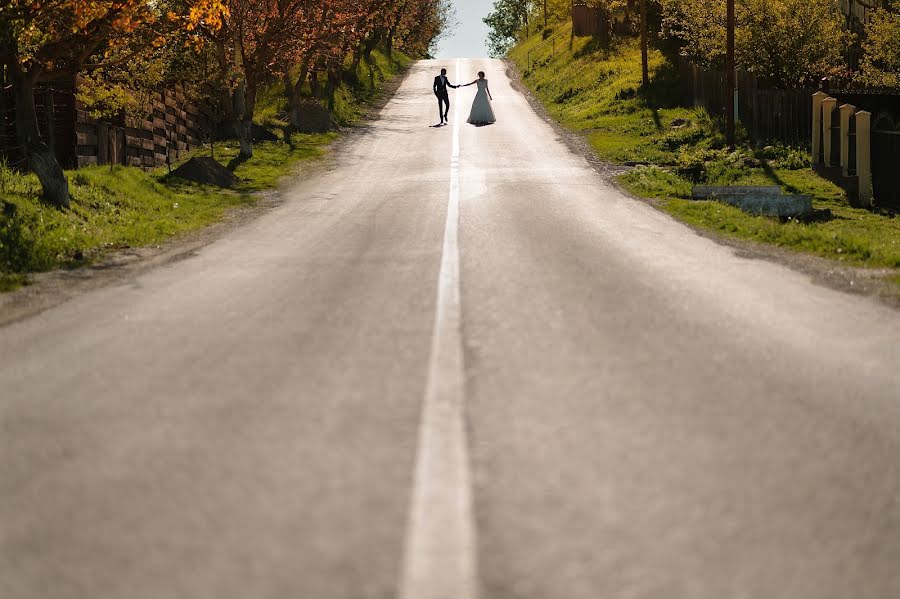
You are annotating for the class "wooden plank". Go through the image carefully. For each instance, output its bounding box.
[97,123,109,164]
[76,131,98,146]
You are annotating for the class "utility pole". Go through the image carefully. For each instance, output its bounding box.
[640,0,649,87]
[544,0,548,27]
[725,0,736,149]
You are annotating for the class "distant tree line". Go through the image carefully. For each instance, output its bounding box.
[0,0,454,207]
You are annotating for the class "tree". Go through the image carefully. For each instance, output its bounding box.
[640,0,649,86]
[660,0,851,89]
[856,2,900,89]
[0,0,226,207]
[484,0,530,57]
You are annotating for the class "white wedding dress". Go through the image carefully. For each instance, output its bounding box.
[467,79,496,125]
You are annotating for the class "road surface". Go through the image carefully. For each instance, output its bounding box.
[2,58,899,599]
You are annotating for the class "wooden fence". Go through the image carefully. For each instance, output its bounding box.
[0,83,78,170]
[678,59,813,145]
[838,0,881,24]
[0,77,212,172]
[572,2,634,38]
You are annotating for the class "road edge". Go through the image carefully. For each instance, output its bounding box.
[503,58,900,310]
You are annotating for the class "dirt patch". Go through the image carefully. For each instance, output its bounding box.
[504,59,900,310]
[166,156,239,187]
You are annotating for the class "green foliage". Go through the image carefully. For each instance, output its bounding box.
[512,23,900,271]
[857,5,900,89]
[484,0,531,57]
[621,165,692,198]
[76,52,169,126]
[662,196,900,268]
[660,0,852,88]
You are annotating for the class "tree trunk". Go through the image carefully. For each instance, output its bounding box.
[325,69,337,113]
[386,26,396,57]
[283,73,294,106]
[640,0,649,86]
[11,66,70,208]
[310,71,320,98]
[363,33,379,60]
[289,62,311,129]
[238,78,257,161]
[351,46,362,75]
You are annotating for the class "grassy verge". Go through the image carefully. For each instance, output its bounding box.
[255,48,412,130]
[509,26,900,274]
[0,50,408,292]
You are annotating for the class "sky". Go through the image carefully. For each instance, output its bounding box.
[434,0,493,59]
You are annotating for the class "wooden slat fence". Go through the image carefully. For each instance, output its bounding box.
[0,82,78,170]
[678,58,812,145]
[0,76,213,172]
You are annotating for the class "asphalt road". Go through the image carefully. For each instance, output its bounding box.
[2,59,899,599]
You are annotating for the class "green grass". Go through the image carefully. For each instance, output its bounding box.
[207,133,337,191]
[1,50,408,291]
[255,49,411,130]
[510,25,900,271]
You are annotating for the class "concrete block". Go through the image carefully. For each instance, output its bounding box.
[692,186,813,217]
[812,91,827,165]
[840,104,855,177]
[822,97,838,167]
[692,185,781,199]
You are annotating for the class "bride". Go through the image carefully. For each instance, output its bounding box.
[462,71,495,126]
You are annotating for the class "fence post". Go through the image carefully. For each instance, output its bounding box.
[856,110,873,206]
[840,103,855,176]
[821,96,837,167]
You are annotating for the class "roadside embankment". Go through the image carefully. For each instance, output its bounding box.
[0,50,410,293]
[508,26,900,288]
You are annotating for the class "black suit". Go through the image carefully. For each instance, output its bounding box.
[433,74,457,122]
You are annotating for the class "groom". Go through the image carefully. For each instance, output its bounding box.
[433,68,459,125]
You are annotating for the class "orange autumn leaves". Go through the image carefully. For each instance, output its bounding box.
[1,0,228,75]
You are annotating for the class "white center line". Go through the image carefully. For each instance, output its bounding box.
[398,58,477,599]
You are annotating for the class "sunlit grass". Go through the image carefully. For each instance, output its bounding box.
[510,24,900,271]
[1,50,409,289]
